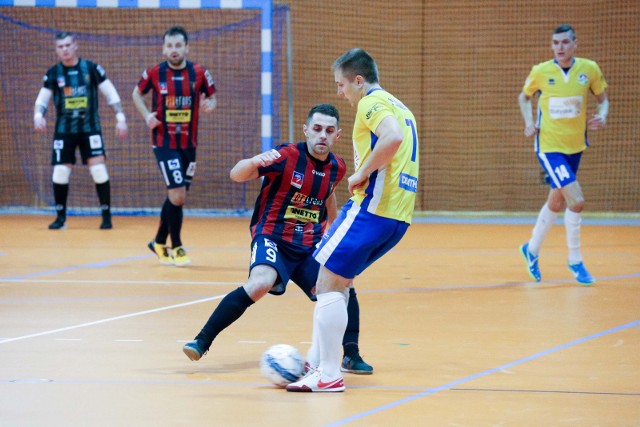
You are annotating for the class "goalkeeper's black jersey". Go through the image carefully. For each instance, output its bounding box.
[42,58,107,135]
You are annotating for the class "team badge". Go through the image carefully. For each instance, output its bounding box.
[291,171,303,189]
[548,78,555,85]
[578,74,589,86]
[57,77,66,87]
[160,82,168,94]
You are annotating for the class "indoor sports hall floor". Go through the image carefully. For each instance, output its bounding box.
[0,215,638,426]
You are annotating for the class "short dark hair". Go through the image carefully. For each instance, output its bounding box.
[55,31,75,42]
[307,104,339,125]
[332,48,379,84]
[553,24,576,40]
[164,26,188,43]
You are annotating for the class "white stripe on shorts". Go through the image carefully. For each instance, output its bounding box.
[315,202,360,266]
[537,152,561,188]
[159,161,171,187]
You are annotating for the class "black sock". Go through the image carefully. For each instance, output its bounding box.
[195,287,255,350]
[155,198,171,245]
[95,181,111,217]
[166,200,184,248]
[343,288,360,355]
[53,183,69,218]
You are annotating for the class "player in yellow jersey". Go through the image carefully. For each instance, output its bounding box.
[518,24,609,285]
[287,48,419,392]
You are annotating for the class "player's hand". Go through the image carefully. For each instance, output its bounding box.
[587,113,606,130]
[34,116,47,132]
[347,170,367,195]
[254,149,281,167]
[200,93,216,113]
[145,112,161,129]
[523,124,538,138]
[115,121,128,139]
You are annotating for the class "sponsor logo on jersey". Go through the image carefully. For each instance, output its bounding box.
[285,206,320,223]
[64,97,88,110]
[312,169,325,176]
[291,171,303,188]
[291,192,324,207]
[365,103,383,119]
[165,96,192,108]
[548,78,556,85]
[399,173,418,193]
[165,110,192,123]
[205,70,215,87]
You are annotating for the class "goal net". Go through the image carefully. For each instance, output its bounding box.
[0,4,288,215]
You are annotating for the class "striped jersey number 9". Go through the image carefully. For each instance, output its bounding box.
[405,119,417,162]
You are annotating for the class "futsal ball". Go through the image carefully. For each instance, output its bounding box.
[260,344,305,387]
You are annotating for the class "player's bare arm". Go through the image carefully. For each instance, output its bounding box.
[99,79,128,139]
[347,115,403,195]
[33,88,52,132]
[518,91,538,137]
[230,149,281,182]
[587,91,609,131]
[200,93,217,113]
[132,87,161,130]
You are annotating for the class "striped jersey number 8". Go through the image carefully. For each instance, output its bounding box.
[405,119,417,162]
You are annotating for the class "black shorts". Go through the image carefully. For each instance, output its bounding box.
[153,147,197,189]
[51,132,105,165]
[249,235,320,300]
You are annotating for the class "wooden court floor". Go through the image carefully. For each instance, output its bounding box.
[0,215,638,426]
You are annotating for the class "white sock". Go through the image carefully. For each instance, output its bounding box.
[305,303,320,369]
[316,292,348,380]
[564,209,582,264]
[529,203,558,255]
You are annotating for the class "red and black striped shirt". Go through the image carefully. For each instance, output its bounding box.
[137,61,216,149]
[250,142,346,249]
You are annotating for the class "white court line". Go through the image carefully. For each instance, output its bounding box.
[0,295,225,345]
[0,279,240,285]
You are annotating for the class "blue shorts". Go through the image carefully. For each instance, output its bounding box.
[537,152,582,189]
[250,235,319,300]
[314,200,409,279]
[153,147,196,189]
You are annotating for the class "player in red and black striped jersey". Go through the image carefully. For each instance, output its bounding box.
[132,26,217,267]
[34,31,128,230]
[182,104,374,375]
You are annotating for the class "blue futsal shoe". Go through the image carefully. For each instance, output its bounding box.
[519,242,541,282]
[341,352,373,375]
[183,339,207,361]
[568,262,595,286]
